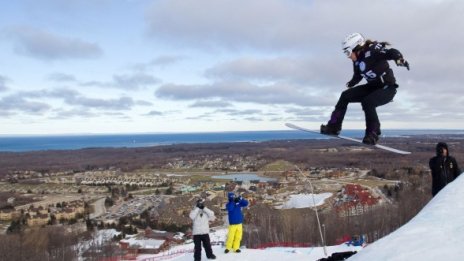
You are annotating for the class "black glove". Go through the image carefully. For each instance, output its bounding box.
[234,196,241,203]
[346,81,354,88]
[395,58,410,70]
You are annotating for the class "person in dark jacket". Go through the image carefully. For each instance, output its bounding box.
[429,142,461,196]
[224,192,248,253]
[321,32,409,145]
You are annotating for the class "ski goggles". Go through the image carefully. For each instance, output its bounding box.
[343,48,352,57]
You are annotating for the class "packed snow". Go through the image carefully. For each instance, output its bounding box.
[136,228,361,261]
[348,174,464,261]
[276,193,332,209]
[121,236,165,249]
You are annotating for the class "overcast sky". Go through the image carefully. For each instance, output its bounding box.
[0,0,463,135]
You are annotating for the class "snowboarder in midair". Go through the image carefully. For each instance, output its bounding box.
[321,32,409,145]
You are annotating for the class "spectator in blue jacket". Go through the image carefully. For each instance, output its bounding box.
[224,192,248,253]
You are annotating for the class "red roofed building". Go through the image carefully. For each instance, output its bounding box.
[334,184,380,217]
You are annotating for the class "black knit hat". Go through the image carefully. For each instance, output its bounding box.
[436,142,449,156]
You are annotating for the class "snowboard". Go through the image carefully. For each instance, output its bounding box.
[285,123,411,155]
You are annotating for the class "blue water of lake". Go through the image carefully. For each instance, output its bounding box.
[212,173,276,182]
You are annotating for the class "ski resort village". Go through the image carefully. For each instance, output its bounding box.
[1,165,394,224]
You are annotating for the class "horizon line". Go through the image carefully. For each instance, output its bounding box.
[1,128,463,137]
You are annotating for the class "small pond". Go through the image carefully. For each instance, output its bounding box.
[212,173,276,182]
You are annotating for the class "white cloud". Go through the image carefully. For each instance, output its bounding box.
[216,108,262,116]
[50,108,98,119]
[145,0,318,51]
[44,89,150,111]
[205,56,346,89]
[0,88,153,120]
[132,55,186,71]
[112,73,160,89]
[47,73,77,82]
[145,110,163,116]
[0,94,51,114]
[189,100,233,108]
[145,0,463,53]
[0,76,9,92]
[6,26,102,61]
[80,73,160,90]
[155,81,332,107]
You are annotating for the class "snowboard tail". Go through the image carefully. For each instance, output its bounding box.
[285,123,411,155]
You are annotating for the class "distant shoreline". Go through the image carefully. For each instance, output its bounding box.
[1,136,463,178]
[1,129,463,152]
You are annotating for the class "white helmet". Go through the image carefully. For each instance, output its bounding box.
[342,33,365,57]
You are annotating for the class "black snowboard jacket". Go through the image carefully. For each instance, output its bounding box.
[347,41,405,88]
[429,142,461,196]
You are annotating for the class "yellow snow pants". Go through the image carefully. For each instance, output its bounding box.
[226,224,243,251]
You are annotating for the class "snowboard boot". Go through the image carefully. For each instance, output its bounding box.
[320,123,341,135]
[363,122,381,145]
[362,132,379,145]
[321,109,346,135]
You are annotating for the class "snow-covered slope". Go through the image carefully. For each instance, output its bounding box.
[137,241,361,261]
[349,174,464,261]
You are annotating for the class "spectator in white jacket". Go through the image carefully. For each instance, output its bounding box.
[189,198,216,261]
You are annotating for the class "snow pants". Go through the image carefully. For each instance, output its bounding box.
[335,83,397,128]
[226,224,243,251]
[193,234,214,260]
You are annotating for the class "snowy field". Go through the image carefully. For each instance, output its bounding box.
[276,193,333,209]
[164,244,361,261]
